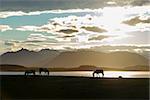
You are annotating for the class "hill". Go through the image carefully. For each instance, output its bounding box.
[0,49,60,67]
[0,49,149,70]
[0,64,26,71]
[124,65,149,71]
[48,50,149,70]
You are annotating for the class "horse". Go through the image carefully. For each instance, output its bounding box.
[39,68,49,75]
[25,70,35,76]
[93,70,104,77]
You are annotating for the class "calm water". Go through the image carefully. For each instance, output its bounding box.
[0,71,150,78]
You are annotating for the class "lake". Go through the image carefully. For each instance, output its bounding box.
[0,71,150,78]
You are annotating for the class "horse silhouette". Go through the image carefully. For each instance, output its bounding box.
[25,70,35,75]
[39,68,49,75]
[93,70,104,77]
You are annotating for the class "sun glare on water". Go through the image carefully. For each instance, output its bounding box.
[102,71,150,78]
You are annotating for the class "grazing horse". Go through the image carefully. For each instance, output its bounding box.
[39,68,49,75]
[25,70,35,75]
[93,70,104,77]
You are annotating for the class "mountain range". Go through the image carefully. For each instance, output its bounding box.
[0,49,149,70]
[0,49,60,67]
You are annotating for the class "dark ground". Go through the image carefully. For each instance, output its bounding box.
[0,75,149,100]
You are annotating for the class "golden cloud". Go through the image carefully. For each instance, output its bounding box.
[123,16,150,26]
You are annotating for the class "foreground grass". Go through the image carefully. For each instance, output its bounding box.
[1,75,149,100]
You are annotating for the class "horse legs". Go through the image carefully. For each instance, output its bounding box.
[93,72,95,77]
[98,74,100,77]
[97,73,103,77]
[45,71,49,75]
[102,73,104,77]
[33,72,35,75]
[25,72,29,76]
[39,71,41,75]
[92,71,104,78]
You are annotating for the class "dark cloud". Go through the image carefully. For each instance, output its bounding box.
[81,26,107,33]
[4,40,20,46]
[57,29,78,34]
[112,0,150,6]
[123,16,150,26]
[62,35,75,38]
[4,42,14,46]
[88,35,109,41]
[130,0,150,6]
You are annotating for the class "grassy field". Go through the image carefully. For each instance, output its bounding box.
[0,75,149,100]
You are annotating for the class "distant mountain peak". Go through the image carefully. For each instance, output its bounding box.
[0,49,149,70]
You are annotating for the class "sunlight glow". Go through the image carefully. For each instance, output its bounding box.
[0,6,150,52]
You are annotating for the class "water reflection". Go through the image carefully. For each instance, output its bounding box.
[0,71,150,78]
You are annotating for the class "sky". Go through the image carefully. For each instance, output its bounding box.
[0,0,150,57]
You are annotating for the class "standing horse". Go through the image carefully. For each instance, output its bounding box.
[93,70,104,77]
[25,70,35,75]
[39,68,49,75]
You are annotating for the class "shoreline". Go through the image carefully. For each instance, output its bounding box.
[0,75,150,79]
[0,71,149,78]
[0,70,150,72]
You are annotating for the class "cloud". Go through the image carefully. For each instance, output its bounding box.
[0,11,27,19]
[2,37,150,56]
[107,1,117,5]
[0,9,98,19]
[81,26,107,33]
[61,35,75,38]
[14,15,108,43]
[4,41,15,46]
[109,49,130,52]
[89,44,150,55]
[130,0,150,6]
[108,48,150,58]
[27,34,57,42]
[1,6,150,53]
[0,25,12,32]
[123,16,150,26]
[14,10,149,47]
[88,35,109,41]
[27,34,48,41]
[57,29,78,34]
[16,26,39,32]
[111,0,150,6]
[0,5,149,19]
[0,11,54,19]
[15,6,149,33]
